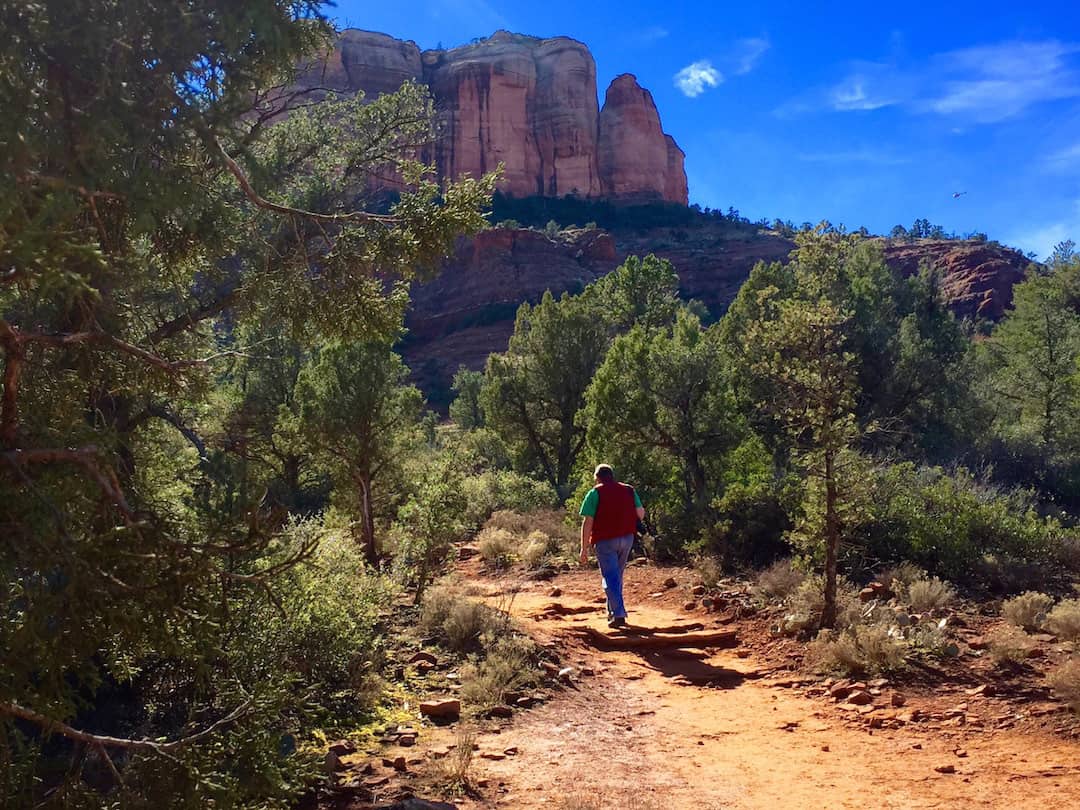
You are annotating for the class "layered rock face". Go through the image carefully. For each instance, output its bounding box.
[298,30,687,204]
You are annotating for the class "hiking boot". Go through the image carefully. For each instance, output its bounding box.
[608,616,627,628]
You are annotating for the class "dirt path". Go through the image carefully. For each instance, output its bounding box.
[446,570,1080,810]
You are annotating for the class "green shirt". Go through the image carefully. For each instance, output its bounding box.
[579,485,643,517]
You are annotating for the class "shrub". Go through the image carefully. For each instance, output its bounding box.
[880,562,927,595]
[477,527,516,569]
[692,554,724,590]
[1002,591,1054,631]
[521,530,557,569]
[459,634,539,711]
[756,559,805,600]
[460,473,559,531]
[777,576,860,635]
[907,577,955,612]
[1046,599,1080,641]
[1048,658,1080,712]
[808,624,906,675]
[420,584,504,653]
[986,625,1035,663]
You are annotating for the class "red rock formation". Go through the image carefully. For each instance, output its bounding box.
[598,74,686,204]
[293,30,687,203]
[882,240,1031,320]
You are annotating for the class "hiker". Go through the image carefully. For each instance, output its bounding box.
[579,464,645,628]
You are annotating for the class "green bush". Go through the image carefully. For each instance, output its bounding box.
[808,624,906,675]
[460,470,559,531]
[843,461,1063,587]
[1047,599,1080,641]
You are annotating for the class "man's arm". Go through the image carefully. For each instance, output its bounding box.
[636,505,646,520]
[579,516,593,565]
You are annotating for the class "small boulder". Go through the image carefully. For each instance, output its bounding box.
[934,763,956,774]
[488,705,514,718]
[409,651,438,666]
[691,584,707,596]
[663,577,678,589]
[683,601,698,611]
[858,587,877,603]
[890,692,906,708]
[328,739,357,756]
[419,699,460,719]
[549,587,562,598]
[847,690,873,706]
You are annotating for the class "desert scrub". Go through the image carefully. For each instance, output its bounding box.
[692,554,724,590]
[459,634,539,712]
[438,724,478,794]
[1048,658,1080,712]
[755,559,805,601]
[1046,599,1080,641]
[906,577,955,612]
[777,576,860,635]
[477,526,516,569]
[521,530,558,569]
[808,624,906,675]
[880,562,927,598]
[1002,591,1054,631]
[986,625,1035,663]
[420,584,505,653]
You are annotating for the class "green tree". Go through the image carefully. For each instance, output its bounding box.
[741,229,863,628]
[984,264,1080,453]
[449,365,485,429]
[480,291,608,497]
[294,340,424,565]
[0,1,494,801]
[583,308,744,531]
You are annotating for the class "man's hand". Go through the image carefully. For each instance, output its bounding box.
[579,548,589,566]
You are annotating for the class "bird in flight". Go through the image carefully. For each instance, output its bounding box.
[952,191,967,199]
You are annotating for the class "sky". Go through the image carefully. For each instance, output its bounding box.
[333,0,1080,259]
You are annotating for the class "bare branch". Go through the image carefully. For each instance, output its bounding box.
[1,446,134,517]
[145,288,238,344]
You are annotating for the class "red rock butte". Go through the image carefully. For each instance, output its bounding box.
[294,29,689,205]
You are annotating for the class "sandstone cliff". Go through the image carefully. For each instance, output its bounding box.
[296,30,687,204]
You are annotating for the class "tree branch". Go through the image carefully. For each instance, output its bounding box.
[1,446,134,517]
[0,699,254,753]
[213,137,399,227]
[145,288,238,345]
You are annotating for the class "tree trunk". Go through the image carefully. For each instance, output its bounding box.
[358,473,377,567]
[821,449,839,629]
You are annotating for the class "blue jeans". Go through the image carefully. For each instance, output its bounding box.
[595,534,634,620]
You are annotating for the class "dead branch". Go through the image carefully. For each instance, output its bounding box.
[0,699,254,754]
[0,320,24,447]
[145,288,238,344]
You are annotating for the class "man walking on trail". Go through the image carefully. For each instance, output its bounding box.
[579,464,645,628]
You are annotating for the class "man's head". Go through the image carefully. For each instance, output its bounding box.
[593,463,615,484]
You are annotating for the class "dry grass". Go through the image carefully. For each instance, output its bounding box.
[755,559,805,600]
[460,634,538,712]
[987,624,1035,663]
[557,794,662,810]
[1002,591,1054,631]
[438,724,478,794]
[521,530,557,569]
[808,624,906,675]
[906,577,955,612]
[1046,598,1080,641]
[477,526,516,569]
[1048,657,1080,713]
[420,584,504,653]
[692,554,724,590]
[880,561,928,593]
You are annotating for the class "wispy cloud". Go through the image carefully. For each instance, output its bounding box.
[675,60,723,98]
[1045,142,1080,172]
[1007,199,1080,259]
[629,25,669,45]
[733,37,770,75]
[797,148,911,165]
[785,39,1080,124]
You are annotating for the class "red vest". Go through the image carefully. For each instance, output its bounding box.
[590,482,638,543]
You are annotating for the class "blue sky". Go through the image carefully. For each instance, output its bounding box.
[333,0,1080,258]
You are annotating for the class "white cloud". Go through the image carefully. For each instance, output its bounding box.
[829,76,897,111]
[794,39,1080,124]
[733,37,770,75]
[675,60,723,98]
